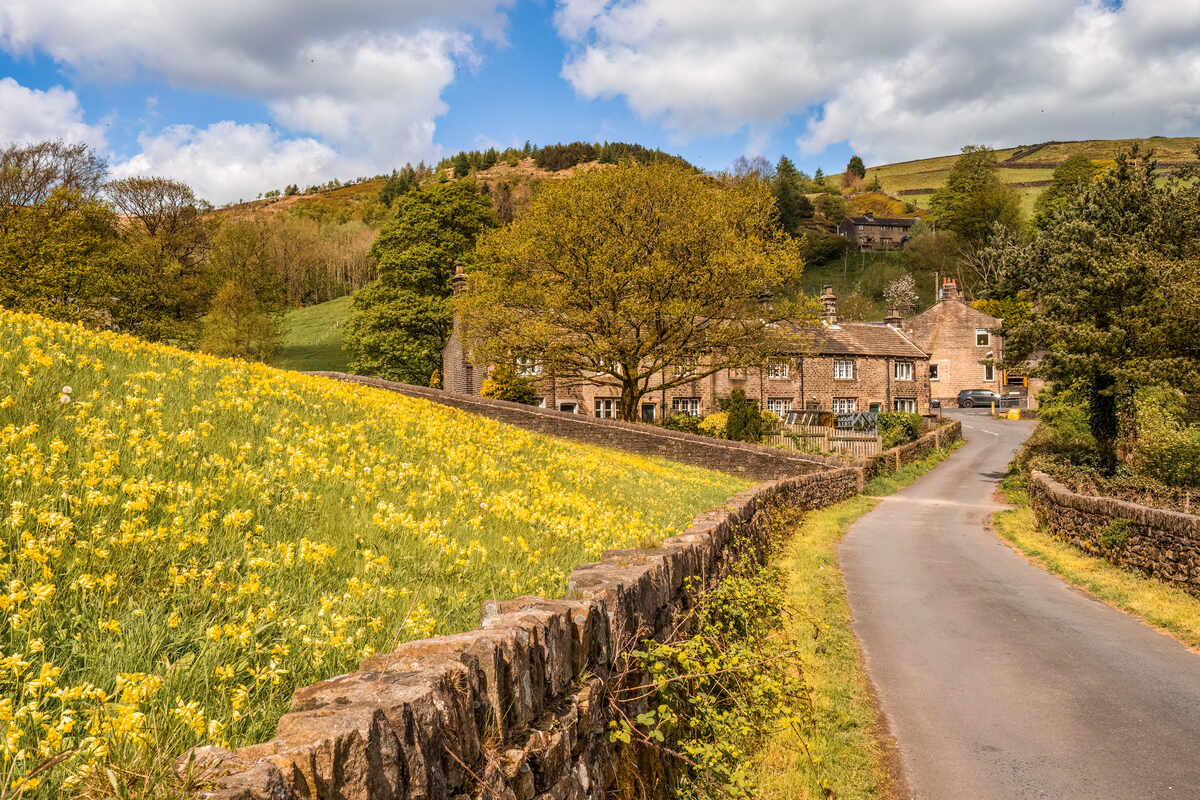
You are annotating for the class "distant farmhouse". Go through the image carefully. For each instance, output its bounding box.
[837,213,918,251]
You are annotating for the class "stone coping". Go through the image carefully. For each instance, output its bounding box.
[1030,471,1200,534]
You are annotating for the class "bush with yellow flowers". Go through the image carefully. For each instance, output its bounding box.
[0,308,746,797]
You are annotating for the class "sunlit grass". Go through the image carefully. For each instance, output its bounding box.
[993,504,1200,650]
[271,294,354,373]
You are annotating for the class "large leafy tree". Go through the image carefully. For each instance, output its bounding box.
[1005,148,1200,471]
[846,155,866,180]
[458,163,811,421]
[930,145,1022,246]
[345,180,495,382]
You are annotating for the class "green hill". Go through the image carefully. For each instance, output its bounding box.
[841,137,1200,215]
[272,294,355,372]
[0,308,745,795]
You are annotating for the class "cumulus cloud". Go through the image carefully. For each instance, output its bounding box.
[0,0,511,192]
[0,77,106,149]
[109,122,369,205]
[556,0,1200,164]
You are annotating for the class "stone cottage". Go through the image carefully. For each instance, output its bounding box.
[836,213,918,251]
[903,277,1023,407]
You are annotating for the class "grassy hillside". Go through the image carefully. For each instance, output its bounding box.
[0,309,746,795]
[840,137,1200,215]
[272,294,354,373]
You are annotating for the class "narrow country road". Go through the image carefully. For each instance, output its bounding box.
[840,410,1200,800]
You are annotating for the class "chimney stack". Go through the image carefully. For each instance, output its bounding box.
[941,276,959,302]
[820,284,838,325]
[885,306,902,328]
[451,262,468,296]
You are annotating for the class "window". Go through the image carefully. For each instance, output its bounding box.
[516,357,541,377]
[832,397,857,414]
[534,397,546,408]
[766,398,792,416]
[558,402,577,414]
[984,364,995,383]
[976,329,990,347]
[672,397,702,416]
[893,397,917,413]
[767,361,790,380]
[894,361,914,381]
[594,398,619,418]
[929,363,940,381]
[833,360,855,380]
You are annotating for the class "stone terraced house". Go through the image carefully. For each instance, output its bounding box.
[443,278,934,421]
[836,213,919,251]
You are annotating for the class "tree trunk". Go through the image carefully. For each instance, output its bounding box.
[619,380,642,422]
[1089,372,1119,475]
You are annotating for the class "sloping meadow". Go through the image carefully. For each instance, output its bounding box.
[0,309,746,795]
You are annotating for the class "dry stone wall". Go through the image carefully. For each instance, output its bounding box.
[184,468,863,800]
[860,418,962,481]
[1028,471,1200,590]
[308,372,845,480]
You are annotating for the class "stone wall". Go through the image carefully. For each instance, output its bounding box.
[309,372,846,480]
[1028,471,1200,590]
[185,467,864,800]
[860,418,963,481]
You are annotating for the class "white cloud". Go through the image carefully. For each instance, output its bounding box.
[109,122,368,205]
[556,0,1200,164]
[0,77,106,149]
[0,1,511,173]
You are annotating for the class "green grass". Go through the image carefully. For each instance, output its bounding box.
[801,250,941,317]
[993,498,1200,650]
[0,308,747,796]
[271,294,354,372]
[755,444,959,799]
[845,137,1200,216]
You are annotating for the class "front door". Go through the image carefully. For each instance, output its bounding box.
[641,403,657,422]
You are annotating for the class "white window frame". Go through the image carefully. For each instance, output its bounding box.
[558,402,578,414]
[767,361,790,380]
[671,397,702,417]
[515,356,542,377]
[976,329,991,347]
[929,363,940,381]
[832,397,857,414]
[984,363,996,383]
[894,361,914,381]
[766,398,792,416]
[594,398,619,419]
[893,397,917,413]
[833,360,856,380]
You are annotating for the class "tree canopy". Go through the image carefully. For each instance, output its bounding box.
[772,155,814,235]
[1003,148,1200,471]
[846,155,866,180]
[1032,153,1099,228]
[930,145,1022,246]
[346,179,496,383]
[458,163,811,421]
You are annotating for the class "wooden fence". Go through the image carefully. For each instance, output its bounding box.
[764,423,882,457]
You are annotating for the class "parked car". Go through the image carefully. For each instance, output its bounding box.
[956,389,1001,408]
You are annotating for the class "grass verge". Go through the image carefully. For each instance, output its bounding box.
[992,494,1200,651]
[754,443,960,799]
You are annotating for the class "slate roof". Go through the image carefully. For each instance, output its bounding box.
[843,215,918,227]
[787,321,929,359]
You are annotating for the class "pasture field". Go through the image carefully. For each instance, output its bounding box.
[0,309,746,795]
[271,295,354,373]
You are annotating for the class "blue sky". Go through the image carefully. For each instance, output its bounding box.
[1,0,1196,203]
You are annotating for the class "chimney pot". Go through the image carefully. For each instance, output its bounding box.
[451,262,468,295]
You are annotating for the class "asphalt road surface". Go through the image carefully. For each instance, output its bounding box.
[840,410,1200,799]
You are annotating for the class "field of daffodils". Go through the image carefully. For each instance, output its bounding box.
[0,309,745,796]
